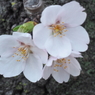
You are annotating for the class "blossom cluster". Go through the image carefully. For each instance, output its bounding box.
[0,1,90,83]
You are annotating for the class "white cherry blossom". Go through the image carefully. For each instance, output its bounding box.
[33,1,90,58]
[0,32,48,82]
[43,53,82,83]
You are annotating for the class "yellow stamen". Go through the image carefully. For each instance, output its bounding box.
[49,22,67,37]
[64,66,67,69]
[53,69,58,72]
[12,45,31,62]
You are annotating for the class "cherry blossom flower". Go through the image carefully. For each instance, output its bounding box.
[43,52,82,83]
[0,32,48,82]
[33,1,90,58]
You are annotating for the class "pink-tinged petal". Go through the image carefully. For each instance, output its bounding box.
[71,51,81,55]
[52,62,70,83]
[43,66,52,80]
[41,5,62,25]
[0,55,25,77]
[18,37,33,46]
[70,51,83,58]
[30,46,48,63]
[13,32,33,46]
[45,35,72,58]
[46,56,57,66]
[23,54,43,82]
[65,26,90,52]
[0,35,20,57]
[33,24,51,49]
[63,56,81,76]
[57,1,86,27]
[13,32,32,38]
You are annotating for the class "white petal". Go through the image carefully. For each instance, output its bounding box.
[0,35,20,57]
[13,32,32,38]
[43,66,52,80]
[65,26,90,52]
[0,58,6,74]
[52,62,70,83]
[13,32,33,46]
[70,51,82,58]
[0,55,25,77]
[71,51,81,55]
[45,35,72,58]
[33,24,51,49]
[63,56,81,76]
[23,54,43,82]
[46,56,57,66]
[41,5,62,25]
[30,46,48,63]
[57,1,86,27]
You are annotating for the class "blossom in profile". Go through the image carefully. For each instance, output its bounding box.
[0,32,48,82]
[33,1,90,58]
[43,52,82,83]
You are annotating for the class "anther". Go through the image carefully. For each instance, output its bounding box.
[53,69,58,72]
[64,30,67,32]
[53,69,56,71]
[64,66,67,69]
[60,64,63,67]
[64,62,66,63]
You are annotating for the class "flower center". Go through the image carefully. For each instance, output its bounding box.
[53,58,71,72]
[50,22,67,37]
[12,45,31,62]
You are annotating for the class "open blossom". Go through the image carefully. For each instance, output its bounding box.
[33,1,90,58]
[0,32,48,82]
[43,52,82,83]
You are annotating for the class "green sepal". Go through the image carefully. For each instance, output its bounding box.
[12,25,22,31]
[12,21,36,33]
